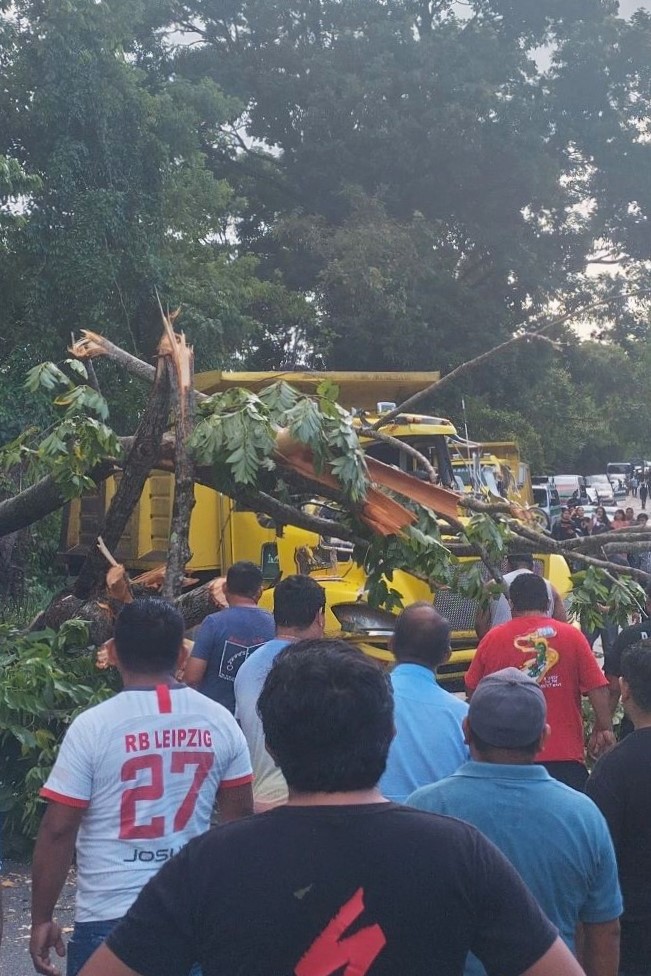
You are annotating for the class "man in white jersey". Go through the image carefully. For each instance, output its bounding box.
[475,552,566,638]
[234,575,325,812]
[30,598,253,976]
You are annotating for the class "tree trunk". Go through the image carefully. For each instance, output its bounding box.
[161,319,196,601]
[72,361,171,600]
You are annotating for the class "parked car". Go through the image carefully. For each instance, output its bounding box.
[586,475,616,506]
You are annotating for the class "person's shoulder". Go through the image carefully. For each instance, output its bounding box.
[407,773,466,811]
[54,695,132,755]
[481,616,522,641]
[66,693,121,731]
[236,638,286,682]
[598,729,650,768]
[551,618,589,643]
[179,686,240,723]
[589,734,646,793]
[544,776,611,817]
[615,621,650,646]
[440,687,469,714]
[230,605,273,621]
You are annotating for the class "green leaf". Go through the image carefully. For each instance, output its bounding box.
[64,359,89,379]
[25,362,71,394]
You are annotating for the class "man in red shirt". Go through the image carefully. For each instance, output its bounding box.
[466,573,615,790]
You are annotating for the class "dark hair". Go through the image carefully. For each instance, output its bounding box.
[226,561,264,598]
[508,572,548,612]
[257,639,394,793]
[392,603,450,667]
[507,553,534,568]
[621,644,651,713]
[113,598,184,672]
[273,575,325,628]
[469,729,540,758]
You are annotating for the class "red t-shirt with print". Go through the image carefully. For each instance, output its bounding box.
[465,615,608,764]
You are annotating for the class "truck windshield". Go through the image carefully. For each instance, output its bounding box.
[365,435,454,487]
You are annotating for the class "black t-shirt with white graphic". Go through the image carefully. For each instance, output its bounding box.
[603,619,651,678]
[603,620,651,738]
[106,804,557,976]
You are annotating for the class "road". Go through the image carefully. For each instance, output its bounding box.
[2,861,75,976]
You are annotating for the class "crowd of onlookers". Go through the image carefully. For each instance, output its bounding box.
[2,558,649,976]
[551,499,651,574]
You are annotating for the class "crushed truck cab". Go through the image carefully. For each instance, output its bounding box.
[59,371,571,687]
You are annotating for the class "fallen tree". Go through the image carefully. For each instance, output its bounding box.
[1,306,650,642]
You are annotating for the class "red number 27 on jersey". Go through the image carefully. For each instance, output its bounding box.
[119,751,214,840]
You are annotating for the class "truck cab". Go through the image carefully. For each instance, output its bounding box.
[59,371,570,687]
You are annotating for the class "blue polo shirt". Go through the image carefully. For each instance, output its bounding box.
[379,663,469,803]
[408,762,622,972]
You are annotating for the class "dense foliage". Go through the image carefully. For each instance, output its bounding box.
[0,620,117,842]
[2,0,651,469]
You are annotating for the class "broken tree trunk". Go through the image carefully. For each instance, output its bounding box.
[72,357,171,601]
[160,310,196,602]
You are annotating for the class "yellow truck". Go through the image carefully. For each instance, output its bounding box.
[60,372,570,686]
[451,442,533,507]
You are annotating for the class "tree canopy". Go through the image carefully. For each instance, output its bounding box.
[1,0,651,466]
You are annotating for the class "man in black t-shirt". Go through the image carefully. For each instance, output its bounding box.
[78,641,585,976]
[587,644,651,976]
[552,507,579,542]
[604,583,651,738]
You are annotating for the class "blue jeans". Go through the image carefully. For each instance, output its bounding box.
[67,919,122,976]
[67,919,202,976]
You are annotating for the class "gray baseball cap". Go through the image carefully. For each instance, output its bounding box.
[468,667,547,748]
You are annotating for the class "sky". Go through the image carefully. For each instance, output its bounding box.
[619,0,651,14]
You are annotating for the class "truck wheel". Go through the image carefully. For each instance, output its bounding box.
[530,508,550,531]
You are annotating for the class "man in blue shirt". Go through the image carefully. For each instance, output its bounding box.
[234,575,325,811]
[379,602,468,803]
[408,668,622,976]
[185,561,275,712]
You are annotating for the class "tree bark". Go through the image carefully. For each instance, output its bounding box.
[70,330,159,388]
[72,362,171,600]
[160,319,196,602]
[175,577,226,630]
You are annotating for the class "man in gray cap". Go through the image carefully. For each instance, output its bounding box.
[408,667,622,976]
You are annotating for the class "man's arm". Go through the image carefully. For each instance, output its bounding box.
[184,618,214,689]
[30,802,85,976]
[474,602,492,639]
[551,586,568,623]
[580,920,620,976]
[215,782,254,822]
[521,936,586,975]
[586,686,616,758]
[183,655,207,689]
[80,944,139,976]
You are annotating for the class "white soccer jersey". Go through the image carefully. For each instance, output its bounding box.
[41,685,252,922]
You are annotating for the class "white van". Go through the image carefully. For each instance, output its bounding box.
[553,475,589,504]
